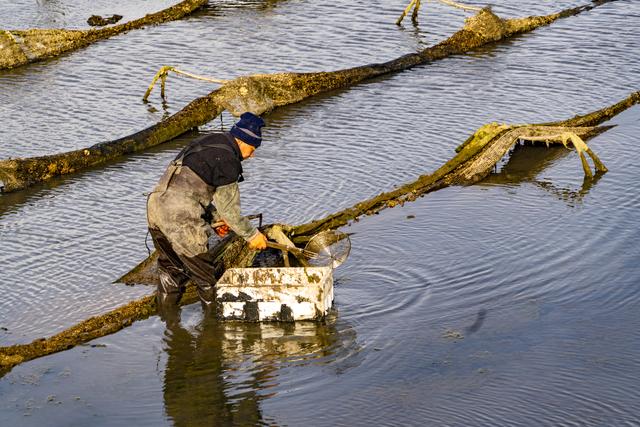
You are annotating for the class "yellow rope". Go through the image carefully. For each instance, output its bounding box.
[396,0,419,25]
[397,0,481,25]
[169,68,228,84]
[142,65,228,102]
[412,0,422,21]
[438,0,482,12]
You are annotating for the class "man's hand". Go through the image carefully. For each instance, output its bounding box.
[247,231,267,251]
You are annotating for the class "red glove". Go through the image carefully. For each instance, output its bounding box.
[214,223,230,238]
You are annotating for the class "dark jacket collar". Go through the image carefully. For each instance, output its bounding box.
[224,132,243,160]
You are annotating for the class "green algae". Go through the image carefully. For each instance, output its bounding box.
[442,329,465,340]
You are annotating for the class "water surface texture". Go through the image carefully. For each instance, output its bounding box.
[1,0,640,425]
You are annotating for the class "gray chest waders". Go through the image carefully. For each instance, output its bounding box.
[146,137,240,304]
[146,138,237,254]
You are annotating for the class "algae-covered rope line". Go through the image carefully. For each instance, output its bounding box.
[1,92,637,375]
[0,2,619,194]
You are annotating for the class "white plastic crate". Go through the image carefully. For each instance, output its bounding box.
[216,267,334,321]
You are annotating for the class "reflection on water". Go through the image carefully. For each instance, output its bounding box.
[0,305,362,425]
[481,143,604,206]
[162,315,273,426]
[161,309,360,426]
[533,175,603,206]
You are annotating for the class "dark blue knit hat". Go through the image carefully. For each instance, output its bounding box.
[230,112,265,147]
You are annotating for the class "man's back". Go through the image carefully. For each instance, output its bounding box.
[178,132,244,189]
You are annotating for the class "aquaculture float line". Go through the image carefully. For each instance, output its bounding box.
[1,91,638,376]
[0,0,207,70]
[0,1,617,194]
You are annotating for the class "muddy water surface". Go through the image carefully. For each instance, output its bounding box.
[1,0,640,425]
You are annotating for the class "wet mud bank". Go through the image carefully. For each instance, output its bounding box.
[1,91,637,375]
[0,1,617,193]
[0,0,207,70]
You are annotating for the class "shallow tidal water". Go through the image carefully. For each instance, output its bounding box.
[1,0,640,425]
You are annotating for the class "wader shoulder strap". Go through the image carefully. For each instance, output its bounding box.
[174,141,235,164]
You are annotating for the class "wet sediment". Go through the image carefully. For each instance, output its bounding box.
[1,91,638,375]
[0,0,207,70]
[0,1,617,193]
